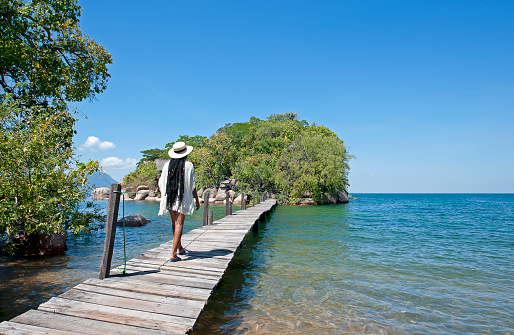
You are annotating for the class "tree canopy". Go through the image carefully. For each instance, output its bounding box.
[125,113,351,205]
[0,0,111,109]
[0,0,111,255]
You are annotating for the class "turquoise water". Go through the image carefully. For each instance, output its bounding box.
[192,194,514,334]
[2,194,513,334]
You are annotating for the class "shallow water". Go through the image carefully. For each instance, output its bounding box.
[1,194,513,334]
[192,194,514,334]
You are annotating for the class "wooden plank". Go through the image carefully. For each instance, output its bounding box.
[60,287,203,319]
[0,321,81,335]
[10,310,172,335]
[142,248,235,260]
[129,254,231,269]
[120,263,224,282]
[107,269,219,290]
[83,278,212,301]
[123,259,225,278]
[71,284,205,317]
[38,297,193,333]
[129,255,227,272]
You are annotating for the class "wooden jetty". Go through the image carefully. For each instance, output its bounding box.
[0,198,277,334]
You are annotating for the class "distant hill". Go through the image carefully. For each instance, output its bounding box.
[87,171,118,189]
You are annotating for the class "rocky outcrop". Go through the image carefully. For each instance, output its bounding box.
[337,188,349,203]
[296,188,349,205]
[233,193,243,205]
[134,190,150,201]
[91,187,110,200]
[117,215,151,227]
[202,187,217,198]
[6,231,67,256]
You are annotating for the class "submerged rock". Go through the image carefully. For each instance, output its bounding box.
[117,215,151,227]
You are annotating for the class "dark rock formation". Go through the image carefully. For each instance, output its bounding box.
[116,215,151,227]
[5,231,67,256]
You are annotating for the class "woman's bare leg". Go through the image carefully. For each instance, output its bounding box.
[169,210,184,253]
[171,212,185,261]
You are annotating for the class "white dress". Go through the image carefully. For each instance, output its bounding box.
[158,160,196,216]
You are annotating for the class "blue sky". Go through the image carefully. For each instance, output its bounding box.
[72,0,514,193]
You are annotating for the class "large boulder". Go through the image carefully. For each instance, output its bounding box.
[122,187,136,199]
[198,187,206,196]
[134,190,150,201]
[337,189,349,203]
[299,198,317,205]
[6,231,67,256]
[219,180,231,191]
[117,215,151,227]
[215,192,227,201]
[136,185,150,192]
[202,187,217,198]
[91,187,110,200]
[233,194,243,205]
[319,192,338,205]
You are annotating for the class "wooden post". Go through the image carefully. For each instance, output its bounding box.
[241,192,246,210]
[99,183,122,279]
[253,192,256,207]
[203,192,210,226]
[225,190,231,216]
[208,209,213,225]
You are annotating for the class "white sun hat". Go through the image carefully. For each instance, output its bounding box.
[168,141,193,159]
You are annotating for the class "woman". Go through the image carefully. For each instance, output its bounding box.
[158,141,200,262]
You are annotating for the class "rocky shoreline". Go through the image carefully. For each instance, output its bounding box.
[91,179,349,205]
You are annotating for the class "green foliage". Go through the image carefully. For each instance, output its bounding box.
[122,161,159,189]
[0,0,112,109]
[0,0,111,254]
[127,113,351,204]
[139,148,168,165]
[0,103,104,253]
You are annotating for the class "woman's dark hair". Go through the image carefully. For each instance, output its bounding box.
[165,157,186,210]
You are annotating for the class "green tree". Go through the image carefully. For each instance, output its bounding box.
[0,0,112,109]
[0,0,111,255]
[139,148,168,164]
[0,103,104,255]
[124,113,351,204]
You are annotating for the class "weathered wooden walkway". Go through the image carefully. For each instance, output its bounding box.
[0,199,277,334]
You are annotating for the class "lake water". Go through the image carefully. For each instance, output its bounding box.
[2,194,513,334]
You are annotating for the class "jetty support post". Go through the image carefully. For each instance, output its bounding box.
[99,183,122,279]
[203,192,210,226]
[225,190,231,216]
[253,192,256,207]
[241,192,246,210]
[208,209,213,225]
